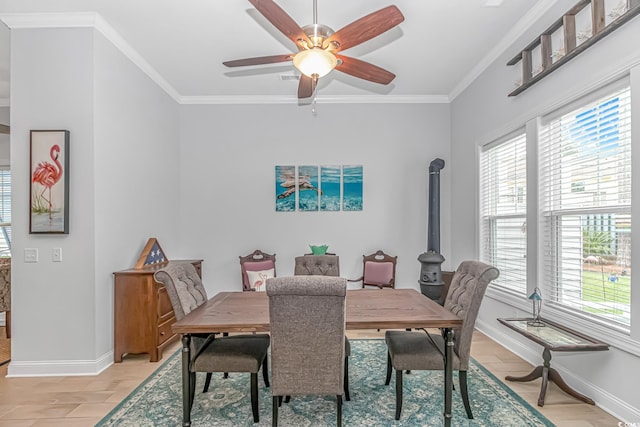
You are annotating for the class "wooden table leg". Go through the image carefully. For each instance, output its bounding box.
[181,334,192,427]
[443,328,453,427]
[548,367,595,405]
[505,348,595,407]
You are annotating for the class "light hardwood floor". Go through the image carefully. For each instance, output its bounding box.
[0,326,620,426]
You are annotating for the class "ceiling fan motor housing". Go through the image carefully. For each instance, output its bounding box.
[301,24,336,49]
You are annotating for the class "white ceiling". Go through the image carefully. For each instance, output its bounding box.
[0,0,559,104]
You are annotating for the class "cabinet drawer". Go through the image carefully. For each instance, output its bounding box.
[157,317,176,345]
[157,286,174,319]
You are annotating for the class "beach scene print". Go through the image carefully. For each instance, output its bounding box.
[275,165,296,212]
[298,165,320,211]
[342,165,363,211]
[320,165,341,211]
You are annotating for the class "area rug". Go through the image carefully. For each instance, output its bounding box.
[0,337,9,366]
[97,339,554,427]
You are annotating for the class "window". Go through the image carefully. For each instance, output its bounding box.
[0,168,10,257]
[539,85,631,330]
[480,132,527,295]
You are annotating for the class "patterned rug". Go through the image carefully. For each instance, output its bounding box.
[97,339,554,426]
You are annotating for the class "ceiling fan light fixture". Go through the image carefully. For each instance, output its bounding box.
[293,47,337,78]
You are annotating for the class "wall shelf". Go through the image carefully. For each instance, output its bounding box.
[508,0,640,97]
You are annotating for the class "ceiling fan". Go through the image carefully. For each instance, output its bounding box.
[223,0,405,99]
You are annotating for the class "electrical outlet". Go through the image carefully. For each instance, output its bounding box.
[52,248,62,262]
[25,248,38,263]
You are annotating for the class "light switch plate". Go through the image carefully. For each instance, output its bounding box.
[53,248,62,262]
[25,248,38,262]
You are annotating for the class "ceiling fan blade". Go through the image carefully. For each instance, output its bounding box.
[223,54,293,67]
[324,5,404,52]
[298,74,317,99]
[335,55,396,85]
[249,0,311,50]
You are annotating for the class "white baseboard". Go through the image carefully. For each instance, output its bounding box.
[475,318,640,423]
[6,350,113,377]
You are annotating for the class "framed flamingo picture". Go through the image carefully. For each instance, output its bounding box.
[30,130,70,234]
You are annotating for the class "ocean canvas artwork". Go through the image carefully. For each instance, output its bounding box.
[298,165,320,211]
[320,165,341,211]
[275,165,296,212]
[342,165,363,211]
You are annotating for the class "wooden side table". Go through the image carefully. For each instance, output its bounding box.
[498,317,609,407]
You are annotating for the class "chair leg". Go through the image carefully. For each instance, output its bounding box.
[272,396,278,427]
[385,352,392,385]
[262,355,270,387]
[459,370,473,419]
[344,356,351,401]
[337,395,343,427]
[203,373,212,393]
[395,369,403,420]
[251,373,259,422]
[189,372,196,409]
[284,395,291,403]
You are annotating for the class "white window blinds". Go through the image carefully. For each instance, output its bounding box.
[480,132,527,295]
[0,168,11,256]
[539,85,631,329]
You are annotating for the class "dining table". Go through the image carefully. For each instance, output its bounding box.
[172,288,463,426]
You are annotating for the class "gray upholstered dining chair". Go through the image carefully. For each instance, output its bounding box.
[266,276,347,427]
[291,256,351,400]
[154,262,270,423]
[294,254,340,276]
[384,260,499,420]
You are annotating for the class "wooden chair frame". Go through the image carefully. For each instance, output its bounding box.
[348,250,397,289]
[239,250,277,291]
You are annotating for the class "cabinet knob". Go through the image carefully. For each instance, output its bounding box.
[160,331,165,336]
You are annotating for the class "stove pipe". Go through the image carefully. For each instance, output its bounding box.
[418,158,446,304]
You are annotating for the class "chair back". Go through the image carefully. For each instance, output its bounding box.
[239,250,276,291]
[362,250,397,288]
[294,255,340,276]
[444,260,499,369]
[266,276,346,396]
[154,262,207,320]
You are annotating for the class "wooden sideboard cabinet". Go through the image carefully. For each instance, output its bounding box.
[113,259,202,362]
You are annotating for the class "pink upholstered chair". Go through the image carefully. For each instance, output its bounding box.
[349,250,397,289]
[239,250,276,291]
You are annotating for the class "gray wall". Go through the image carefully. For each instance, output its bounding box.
[450,1,640,421]
[9,27,179,374]
[178,102,451,293]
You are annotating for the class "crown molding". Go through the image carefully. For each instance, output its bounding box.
[0,11,97,29]
[0,12,182,103]
[180,94,450,105]
[449,0,562,101]
[0,13,450,106]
